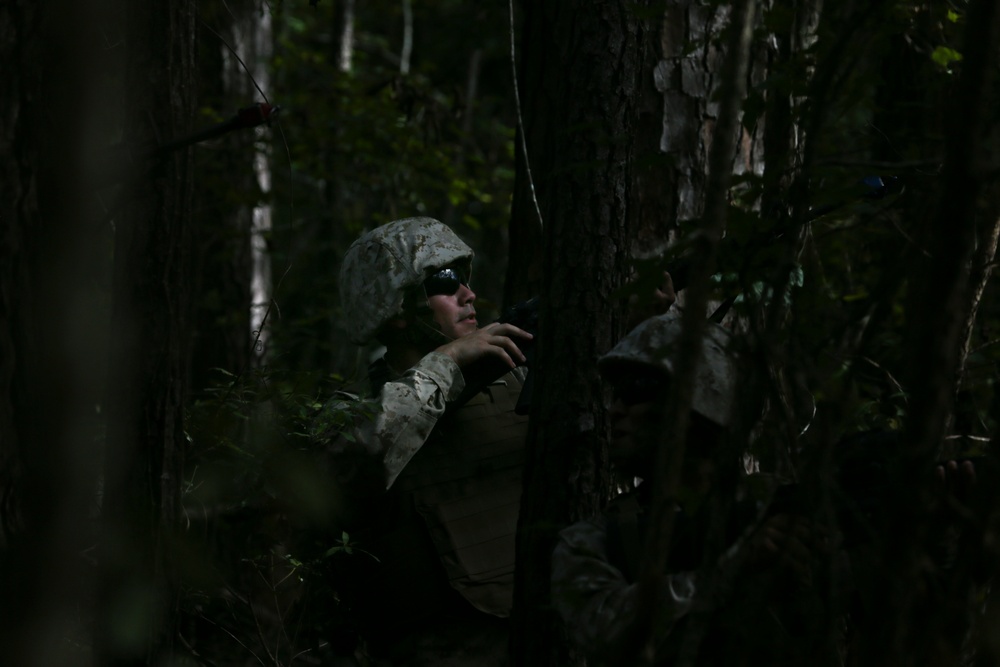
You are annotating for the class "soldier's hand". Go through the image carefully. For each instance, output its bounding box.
[934,458,977,506]
[626,271,676,331]
[746,513,829,588]
[437,322,533,370]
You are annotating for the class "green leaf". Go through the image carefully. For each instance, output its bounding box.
[931,46,963,68]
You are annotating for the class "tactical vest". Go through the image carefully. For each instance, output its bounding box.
[359,371,528,630]
[402,371,527,614]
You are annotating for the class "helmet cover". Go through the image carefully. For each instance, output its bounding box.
[340,217,474,344]
[599,313,736,427]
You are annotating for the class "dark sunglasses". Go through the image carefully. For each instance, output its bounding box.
[609,373,669,406]
[424,267,470,297]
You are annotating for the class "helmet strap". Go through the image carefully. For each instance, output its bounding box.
[400,295,454,349]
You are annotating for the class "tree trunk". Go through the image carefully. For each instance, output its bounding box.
[865,2,1000,665]
[509,2,651,665]
[0,1,102,664]
[634,2,757,663]
[248,8,275,368]
[400,0,414,75]
[189,0,257,395]
[337,0,357,73]
[99,0,196,663]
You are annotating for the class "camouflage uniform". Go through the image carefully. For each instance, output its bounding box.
[551,505,699,656]
[551,314,741,664]
[332,218,527,666]
[552,501,767,659]
[552,315,844,666]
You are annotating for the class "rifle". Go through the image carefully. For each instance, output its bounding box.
[443,296,539,415]
[497,298,539,415]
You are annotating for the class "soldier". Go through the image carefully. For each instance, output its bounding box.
[327,217,533,666]
[551,313,830,666]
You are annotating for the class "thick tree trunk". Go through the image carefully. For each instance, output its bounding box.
[99,0,196,663]
[0,0,37,554]
[0,2,101,664]
[509,2,650,665]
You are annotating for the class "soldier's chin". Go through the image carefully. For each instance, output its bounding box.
[455,319,479,337]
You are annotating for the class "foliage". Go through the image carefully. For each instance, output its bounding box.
[173,2,528,661]
[181,360,379,664]
[262,0,518,374]
[702,0,998,450]
[182,0,1000,662]
[4,0,998,663]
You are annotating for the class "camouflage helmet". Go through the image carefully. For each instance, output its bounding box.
[340,217,474,344]
[599,313,736,427]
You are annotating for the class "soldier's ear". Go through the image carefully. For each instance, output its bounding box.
[374,318,410,348]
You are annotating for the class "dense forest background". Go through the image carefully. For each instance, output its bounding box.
[1,0,999,665]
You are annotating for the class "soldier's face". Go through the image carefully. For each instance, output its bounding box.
[609,376,721,493]
[609,398,662,477]
[607,369,669,476]
[427,282,478,339]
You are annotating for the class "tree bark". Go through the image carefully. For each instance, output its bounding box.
[953,186,1000,436]
[248,9,275,368]
[0,1,101,664]
[99,0,196,663]
[633,1,757,663]
[400,0,413,75]
[190,0,257,395]
[338,0,357,73]
[509,2,650,665]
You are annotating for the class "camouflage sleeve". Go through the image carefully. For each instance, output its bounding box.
[332,351,465,497]
[551,517,697,657]
[376,351,465,487]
